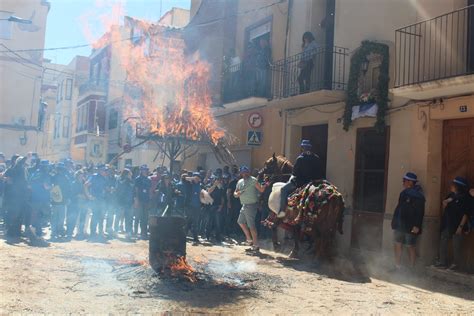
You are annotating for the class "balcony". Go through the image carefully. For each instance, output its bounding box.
[220,46,348,106]
[393,5,474,99]
[79,80,108,97]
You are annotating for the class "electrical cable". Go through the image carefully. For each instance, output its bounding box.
[0,0,287,54]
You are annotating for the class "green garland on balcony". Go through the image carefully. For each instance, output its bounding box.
[343,41,389,131]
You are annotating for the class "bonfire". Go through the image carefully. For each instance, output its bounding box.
[91,15,235,168]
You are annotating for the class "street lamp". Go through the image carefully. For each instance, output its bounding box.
[0,15,32,24]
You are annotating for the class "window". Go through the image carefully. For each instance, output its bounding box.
[353,128,390,212]
[54,117,61,139]
[76,107,81,132]
[124,159,132,167]
[76,104,89,133]
[62,116,70,138]
[59,80,64,100]
[131,26,143,45]
[0,11,13,40]
[108,108,118,130]
[65,78,73,100]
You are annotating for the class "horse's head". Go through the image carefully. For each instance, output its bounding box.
[260,153,280,177]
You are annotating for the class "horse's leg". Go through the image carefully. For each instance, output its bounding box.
[289,225,300,258]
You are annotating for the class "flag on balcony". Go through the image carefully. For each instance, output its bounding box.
[351,103,378,121]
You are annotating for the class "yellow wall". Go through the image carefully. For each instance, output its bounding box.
[217,106,283,169]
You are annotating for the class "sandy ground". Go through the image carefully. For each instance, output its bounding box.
[1,229,473,315]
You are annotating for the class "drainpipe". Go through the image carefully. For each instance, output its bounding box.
[281,0,292,153]
[283,0,292,60]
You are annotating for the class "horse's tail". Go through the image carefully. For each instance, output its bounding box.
[314,195,345,235]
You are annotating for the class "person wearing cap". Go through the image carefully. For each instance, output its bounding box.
[50,162,71,239]
[104,166,118,237]
[436,176,471,270]
[234,165,267,252]
[3,156,29,238]
[175,173,189,217]
[279,139,324,217]
[134,165,151,239]
[156,173,174,216]
[227,171,242,236]
[206,174,226,242]
[28,160,51,240]
[86,164,108,238]
[391,172,425,269]
[115,168,135,238]
[67,170,88,240]
[185,172,204,244]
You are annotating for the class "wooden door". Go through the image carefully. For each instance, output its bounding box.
[301,124,328,178]
[351,128,390,251]
[442,119,474,271]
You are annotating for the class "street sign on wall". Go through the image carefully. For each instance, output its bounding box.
[247,130,262,146]
[248,112,263,129]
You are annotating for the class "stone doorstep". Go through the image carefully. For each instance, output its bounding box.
[426,266,474,288]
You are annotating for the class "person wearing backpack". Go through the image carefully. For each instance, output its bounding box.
[50,163,71,240]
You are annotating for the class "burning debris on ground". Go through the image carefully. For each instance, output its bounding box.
[112,252,285,296]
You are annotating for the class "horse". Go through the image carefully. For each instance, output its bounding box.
[258,153,293,183]
[259,154,345,261]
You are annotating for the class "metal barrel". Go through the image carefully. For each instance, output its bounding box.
[148,215,187,272]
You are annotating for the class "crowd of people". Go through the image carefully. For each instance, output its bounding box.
[1,143,473,267]
[0,152,270,252]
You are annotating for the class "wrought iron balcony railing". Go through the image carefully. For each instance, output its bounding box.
[271,46,348,99]
[221,46,348,104]
[395,5,474,87]
[79,80,108,96]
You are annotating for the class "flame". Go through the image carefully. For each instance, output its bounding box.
[168,256,197,283]
[81,1,225,145]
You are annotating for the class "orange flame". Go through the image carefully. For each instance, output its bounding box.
[81,2,225,145]
[168,256,197,283]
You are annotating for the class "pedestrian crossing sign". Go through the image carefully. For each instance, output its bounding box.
[247,130,262,146]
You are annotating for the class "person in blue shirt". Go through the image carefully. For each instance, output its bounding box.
[186,172,203,244]
[175,174,189,217]
[86,164,108,238]
[67,170,88,240]
[134,165,151,239]
[115,169,134,238]
[391,172,425,270]
[50,163,71,240]
[28,160,51,240]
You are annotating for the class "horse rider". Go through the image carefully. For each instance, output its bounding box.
[278,140,324,217]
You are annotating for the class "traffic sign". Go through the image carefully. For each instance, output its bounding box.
[248,112,263,128]
[247,130,262,146]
